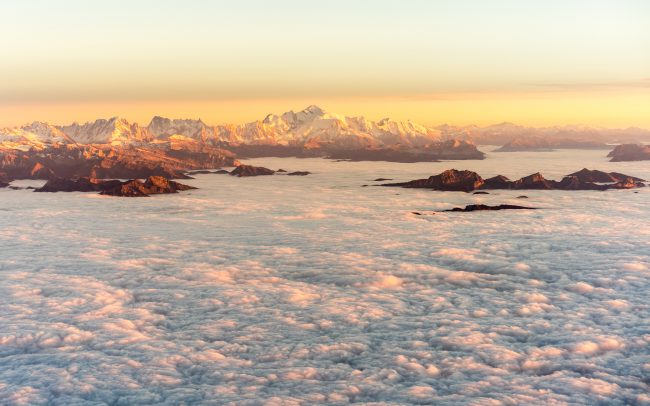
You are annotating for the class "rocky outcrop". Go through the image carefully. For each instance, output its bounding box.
[35,176,196,197]
[34,177,111,193]
[607,144,650,162]
[607,177,647,189]
[0,142,238,181]
[29,162,56,179]
[383,169,646,192]
[566,168,646,183]
[286,171,310,176]
[383,169,485,192]
[510,173,556,190]
[229,165,275,177]
[444,204,537,212]
[100,176,197,197]
[483,175,511,189]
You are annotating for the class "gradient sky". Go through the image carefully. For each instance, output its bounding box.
[1,0,649,127]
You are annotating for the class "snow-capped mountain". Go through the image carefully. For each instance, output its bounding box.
[2,106,646,154]
[211,105,443,148]
[59,117,153,145]
[0,122,76,151]
[147,116,211,141]
[143,105,445,148]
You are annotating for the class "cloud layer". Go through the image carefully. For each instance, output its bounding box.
[0,150,649,405]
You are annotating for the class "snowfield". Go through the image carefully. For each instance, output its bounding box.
[0,150,649,405]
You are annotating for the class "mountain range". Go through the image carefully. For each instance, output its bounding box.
[3,106,648,154]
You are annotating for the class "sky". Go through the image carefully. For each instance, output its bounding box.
[1,0,649,128]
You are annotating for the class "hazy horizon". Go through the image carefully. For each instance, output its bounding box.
[4,104,650,132]
[1,0,649,128]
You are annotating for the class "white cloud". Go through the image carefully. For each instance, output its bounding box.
[0,154,648,404]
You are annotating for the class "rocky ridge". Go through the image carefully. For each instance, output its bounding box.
[382,168,646,192]
[607,144,650,162]
[34,176,196,197]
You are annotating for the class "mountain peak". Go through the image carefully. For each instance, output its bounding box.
[301,105,325,115]
[149,116,172,127]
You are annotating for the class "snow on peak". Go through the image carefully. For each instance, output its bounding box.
[59,117,152,145]
[0,121,76,150]
[147,116,209,140]
[302,105,325,115]
[214,107,442,147]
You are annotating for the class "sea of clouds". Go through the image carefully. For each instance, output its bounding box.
[0,149,648,405]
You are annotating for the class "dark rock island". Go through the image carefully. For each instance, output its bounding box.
[444,204,537,212]
[34,176,196,197]
[382,168,646,192]
[229,165,276,177]
[607,144,650,162]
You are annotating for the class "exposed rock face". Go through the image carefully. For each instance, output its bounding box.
[383,169,485,192]
[567,168,618,183]
[35,176,196,197]
[557,176,613,191]
[607,144,650,162]
[483,175,512,189]
[444,204,536,212]
[100,176,197,197]
[229,165,275,177]
[383,169,646,192]
[286,171,310,176]
[30,162,56,179]
[0,142,238,181]
[34,177,110,193]
[566,168,646,183]
[0,172,11,188]
[510,173,556,190]
[495,137,609,152]
[608,177,647,189]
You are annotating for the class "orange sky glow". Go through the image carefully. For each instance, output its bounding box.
[1,0,648,128]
